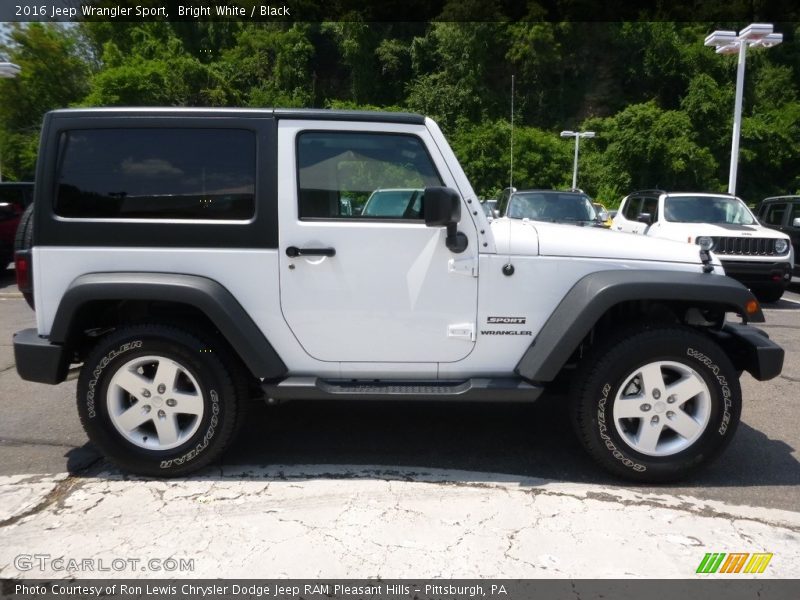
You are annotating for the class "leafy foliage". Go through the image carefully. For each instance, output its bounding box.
[0,20,798,201]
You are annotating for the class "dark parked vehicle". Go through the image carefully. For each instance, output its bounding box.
[0,182,34,268]
[757,196,800,275]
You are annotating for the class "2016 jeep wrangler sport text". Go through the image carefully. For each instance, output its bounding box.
[13,108,784,482]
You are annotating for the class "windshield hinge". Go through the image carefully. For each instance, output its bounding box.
[448,256,478,277]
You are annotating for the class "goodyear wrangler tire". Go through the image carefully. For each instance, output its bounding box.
[571,325,741,483]
[77,324,244,477]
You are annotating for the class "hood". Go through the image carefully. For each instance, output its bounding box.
[653,221,790,241]
[491,218,716,266]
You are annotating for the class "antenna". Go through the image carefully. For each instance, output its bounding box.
[504,75,515,277]
[509,74,514,191]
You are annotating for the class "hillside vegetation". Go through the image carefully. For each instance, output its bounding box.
[1,21,798,205]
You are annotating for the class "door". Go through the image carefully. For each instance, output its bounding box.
[787,202,800,264]
[277,122,479,363]
[623,195,657,235]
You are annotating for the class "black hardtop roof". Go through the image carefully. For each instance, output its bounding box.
[761,195,800,202]
[45,107,426,125]
[628,190,738,198]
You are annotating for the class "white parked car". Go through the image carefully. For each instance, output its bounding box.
[612,191,793,302]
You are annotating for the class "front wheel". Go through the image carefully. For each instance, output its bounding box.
[571,326,741,482]
[77,324,245,477]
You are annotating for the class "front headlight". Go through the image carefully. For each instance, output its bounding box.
[696,236,714,251]
[774,239,789,254]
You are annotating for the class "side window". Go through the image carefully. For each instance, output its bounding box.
[55,128,256,220]
[641,196,658,220]
[296,132,443,219]
[789,202,800,227]
[763,203,787,226]
[622,196,641,220]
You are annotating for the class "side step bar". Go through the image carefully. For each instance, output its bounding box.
[262,377,544,403]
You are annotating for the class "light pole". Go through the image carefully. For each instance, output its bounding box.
[0,62,22,182]
[705,24,782,196]
[560,130,595,190]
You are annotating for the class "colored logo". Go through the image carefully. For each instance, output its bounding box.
[696,552,773,574]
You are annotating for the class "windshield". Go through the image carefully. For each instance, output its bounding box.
[663,195,756,225]
[506,192,597,222]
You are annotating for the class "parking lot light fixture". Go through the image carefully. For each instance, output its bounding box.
[705,24,782,196]
[560,130,595,190]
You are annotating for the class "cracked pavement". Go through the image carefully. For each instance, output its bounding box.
[0,466,799,578]
[1,269,799,579]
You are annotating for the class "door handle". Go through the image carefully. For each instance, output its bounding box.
[286,246,336,258]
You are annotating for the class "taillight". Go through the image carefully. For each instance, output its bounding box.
[14,251,31,293]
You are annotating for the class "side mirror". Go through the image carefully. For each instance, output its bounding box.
[637,212,654,225]
[793,218,800,228]
[597,210,609,222]
[423,187,468,253]
[492,209,500,219]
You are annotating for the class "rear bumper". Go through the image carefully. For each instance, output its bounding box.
[13,328,69,384]
[708,323,784,381]
[720,259,792,288]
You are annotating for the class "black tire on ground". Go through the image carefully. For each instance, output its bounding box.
[571,325,741,483]
[13,204,35,309]
[77,323,248,477]
[752,285,784,304]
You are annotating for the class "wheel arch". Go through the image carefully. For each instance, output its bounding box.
[50,272,287,380]
[515,270,764,383]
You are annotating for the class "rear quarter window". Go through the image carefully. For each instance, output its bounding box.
[54,128,256,220]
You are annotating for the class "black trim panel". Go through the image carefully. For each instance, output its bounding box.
[707,323,784,381]
[274,108,424,124]
[48,107,425,125]
[263,377,543,402]
[49,272,287,379]
[515,270,764,382]
[13,328,69,384]
[34,112,278,249]
[718,259,792,286]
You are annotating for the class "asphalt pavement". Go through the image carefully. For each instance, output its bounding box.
[1,265,798,578]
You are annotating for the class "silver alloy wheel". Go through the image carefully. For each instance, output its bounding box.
[106,355,204,451]
[612,360,711,457]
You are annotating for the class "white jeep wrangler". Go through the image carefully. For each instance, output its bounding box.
[13,108,784,482]
[613,190,793,302]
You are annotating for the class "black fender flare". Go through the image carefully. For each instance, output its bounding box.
[50,272,287,379]
[515,270,763,382]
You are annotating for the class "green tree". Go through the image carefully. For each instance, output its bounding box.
[82,23,225,106]
[219,24,314,107]
[0,24,89,179]
[580,101,719,204]
[449,120,572,198]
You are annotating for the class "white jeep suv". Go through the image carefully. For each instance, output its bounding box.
[613,191,793,302]
[11,110,784,482]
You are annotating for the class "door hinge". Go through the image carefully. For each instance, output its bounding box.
[448,323,476,342]
[448,256,478,277]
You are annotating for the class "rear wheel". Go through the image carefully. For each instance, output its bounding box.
[77,324,247,477]
[571,325,741,482]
